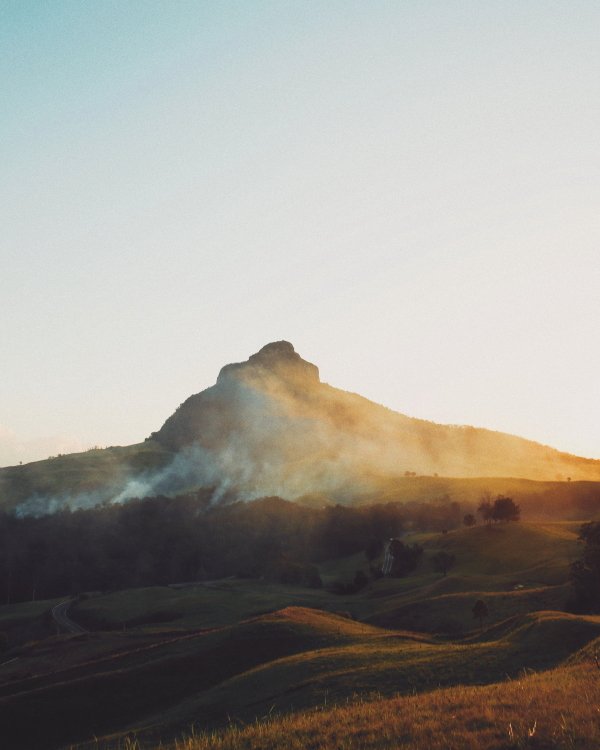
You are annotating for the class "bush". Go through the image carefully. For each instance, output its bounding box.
[432,551,455,576]
[330,571,369,595]
[388,539,423,577]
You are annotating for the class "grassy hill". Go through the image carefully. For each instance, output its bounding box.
[0,608,401,749]
[57,522,579,636]
[0,520,594,749]
[356,476,600,520]
[129,609,600,742]
[171,659,600,750]
[50,607,600,750]
[0,597,62,648]
[2,453,599,519]
[363,523,579,633]
[3,604,599,750]
[0,441,170,513]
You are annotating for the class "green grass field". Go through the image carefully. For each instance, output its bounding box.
[68,522,580,633]
[0,520,595,750]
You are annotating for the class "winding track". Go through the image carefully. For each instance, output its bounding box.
[51,600,87,634]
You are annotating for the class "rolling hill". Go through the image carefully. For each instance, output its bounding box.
[4,603,600,750]
[0,520,597,749]
[162,659,600,750]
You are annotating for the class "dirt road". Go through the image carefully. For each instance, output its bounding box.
[51,600,87,634]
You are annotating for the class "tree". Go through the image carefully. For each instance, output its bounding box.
[477,492,494,525]
[432,550,455,577]
[472,599,488,629]
[491,495,520,523]
[463,513,476,528]
[569,522,600,613]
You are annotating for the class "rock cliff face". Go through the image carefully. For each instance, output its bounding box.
[154,341,321,453]
[217,341,320,386]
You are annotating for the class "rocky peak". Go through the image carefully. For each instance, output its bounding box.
[217,341,320,385]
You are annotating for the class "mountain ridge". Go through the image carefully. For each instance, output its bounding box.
[152,341,600,481]
[2,341,599,515]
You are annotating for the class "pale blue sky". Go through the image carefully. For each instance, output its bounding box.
[1,1,599,466]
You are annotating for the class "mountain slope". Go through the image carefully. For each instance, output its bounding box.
[2,341,599,514]
[151,341,600,492]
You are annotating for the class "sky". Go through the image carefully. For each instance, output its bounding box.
[1,0,599,467]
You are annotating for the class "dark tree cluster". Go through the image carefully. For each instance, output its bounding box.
[387,538,424,577]
[0,493,464,605]
[477,495,520,524]
[569,521,600,613]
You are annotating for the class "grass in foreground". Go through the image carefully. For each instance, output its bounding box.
[170,662,600,750]
[69,610,600,750]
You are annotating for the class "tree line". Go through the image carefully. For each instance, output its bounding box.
[0,492,463,605]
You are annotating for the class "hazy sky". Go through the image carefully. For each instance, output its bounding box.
[2,1,599,467]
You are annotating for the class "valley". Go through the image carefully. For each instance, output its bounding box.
[1,521,599,749]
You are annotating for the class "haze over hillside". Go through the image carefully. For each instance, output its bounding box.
[2,341,599,515]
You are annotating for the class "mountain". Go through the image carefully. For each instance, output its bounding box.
[152,340,600,487]
[2,341,600,515]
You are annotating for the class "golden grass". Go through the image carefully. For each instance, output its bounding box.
[170,663,600,750]
[62,611,600,750]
